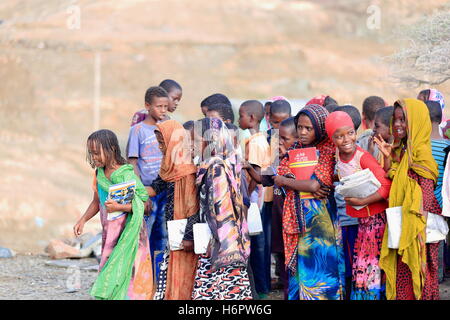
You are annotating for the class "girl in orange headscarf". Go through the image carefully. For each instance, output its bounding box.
[147,120,199,300]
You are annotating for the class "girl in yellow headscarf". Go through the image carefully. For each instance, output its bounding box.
[374,98,440,300]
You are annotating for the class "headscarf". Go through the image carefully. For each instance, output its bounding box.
[278,104,336,273]
[268,95,288,102]
[196,118,250,270]
[156,120,199,219]
[91,164,150,300]
[427,89,449,137]
[155,120,199,300]
[379,98,438,300]
[325,111,354,139]
[428,89,445,111]
[306,94,327,107]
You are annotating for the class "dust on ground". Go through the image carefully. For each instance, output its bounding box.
[1,254,450,300]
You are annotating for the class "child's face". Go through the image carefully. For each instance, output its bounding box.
[206,110,223,121]
[297,114,316,145]
[332,126,357,156]
[147,97,169,121]
[269,112,290,130]
[238,108,252,130]
[155,130,167,155]
[88,141,106,168]
[279,125,297,158]
[167,89,182,113]
[373,117,391,141]
[393,106,407,140]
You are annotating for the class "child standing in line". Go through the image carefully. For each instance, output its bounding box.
[358,96,386,155]
[74,129,153,300]
[272,117,298,298]
[274,104,345,300]
[226,121,259,299]
[192,117,253,300]
[425,100,450,283]
[147,120,200,300]
[263,99,291,292]
[128,86,169,262]
[374,98,441,300]
[238,100,271,298]
[326,111,391,300]
[131,80,182,126]
[331,105,362,299]
[372,106,394,166]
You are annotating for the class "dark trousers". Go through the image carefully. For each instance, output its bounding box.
[144,190,168,261]
[341,224,359,300]
[250,202,272,296]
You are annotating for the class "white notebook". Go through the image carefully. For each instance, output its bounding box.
[193,223,212,254]
[386,206,402,249]
[386,206,449,248]
[247,202,263,236]
[335,169,381,210]
[167,219,187,251]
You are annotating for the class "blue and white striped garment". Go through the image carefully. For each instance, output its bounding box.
[431,139,450,208]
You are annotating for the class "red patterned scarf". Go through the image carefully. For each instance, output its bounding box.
[279,105,336,274]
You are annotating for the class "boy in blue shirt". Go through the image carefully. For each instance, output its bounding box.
[128,86,169,261]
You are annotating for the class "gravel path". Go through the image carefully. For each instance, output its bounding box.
[1,254,450,300]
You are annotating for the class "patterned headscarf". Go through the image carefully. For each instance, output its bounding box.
[195,118,250,270]
[279,104,336,273]
[428,89,445,110]
[294,103,330,147]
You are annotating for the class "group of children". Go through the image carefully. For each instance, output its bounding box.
[74,80,450,300]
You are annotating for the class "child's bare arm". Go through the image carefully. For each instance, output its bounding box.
[274,175,321,193]
[245,163,262,184]
[74,192,100,236]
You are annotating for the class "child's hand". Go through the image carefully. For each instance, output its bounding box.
[73,219,85,237]
[313,186,331,199]
[273,175,286,188]
[105,200,120,213]
[373,135,392,158]
[344,197,365,207]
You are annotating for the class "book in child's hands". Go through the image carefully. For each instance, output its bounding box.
[107,180,136,221]
[167,219,188,251]
[335,169,381,210]
[288,147,318,180]
[193,223,212,254]
[288,147,318,199]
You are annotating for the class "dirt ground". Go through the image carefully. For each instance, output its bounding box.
[1,254,450,300]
